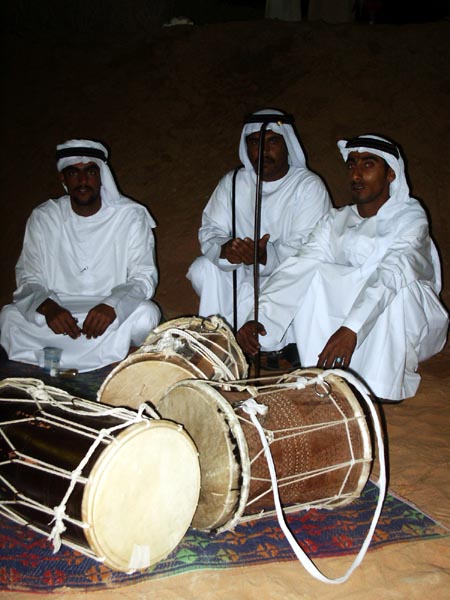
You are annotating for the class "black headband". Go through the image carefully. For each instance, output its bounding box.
[244,113,295,126]
[345,137,399,159]
[55,147,107,162]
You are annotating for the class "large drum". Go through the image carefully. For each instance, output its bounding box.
[98,316,248,410]
[0,378,201,572]
[157,369,372,532]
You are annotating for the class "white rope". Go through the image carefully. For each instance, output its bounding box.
[2,450,90,481]
[235,374,364,506]
[48,403,154,552]
[147,326,237,380]
[237,412,364,437]
[322,378,356,501]
[239,370,387,585]
[0,505,103,562]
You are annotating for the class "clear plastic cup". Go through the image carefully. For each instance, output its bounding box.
[43,347,62,376]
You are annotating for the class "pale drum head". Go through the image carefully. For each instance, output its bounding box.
[82,419,201,571]
[158,379,248,531]
[98,315,248,410]
[158,370,372,533]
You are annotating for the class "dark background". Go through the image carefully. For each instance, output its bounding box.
[1,1,449,321]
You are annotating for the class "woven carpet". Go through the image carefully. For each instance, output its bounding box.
[1,350,449,591]
[1,481,448,592]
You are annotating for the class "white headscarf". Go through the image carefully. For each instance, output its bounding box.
[337,134,410,206]
[56,139,121,205]
[338,134,442,292]
[238,109,307,171]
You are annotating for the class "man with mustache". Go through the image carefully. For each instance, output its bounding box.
[237,135,448,401]
[0,139,161,372]
[187,108,331,369]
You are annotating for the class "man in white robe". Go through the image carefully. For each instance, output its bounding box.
[237,135,448,401]
[0,139,161,372]
[187,109,331,365]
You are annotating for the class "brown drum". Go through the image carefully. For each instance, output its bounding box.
[157,369,372,532]
[98,315,248,410]
[0,378,200,572]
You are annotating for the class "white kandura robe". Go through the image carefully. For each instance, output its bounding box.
[252,198,448,400]
[0,195,160,372]
[187,166,331,350]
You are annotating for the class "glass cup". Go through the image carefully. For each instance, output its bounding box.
[43,347,62,376]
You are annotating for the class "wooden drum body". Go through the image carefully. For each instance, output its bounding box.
[0,378,200,571]
[158,369,372,532]
[98,316,248,410]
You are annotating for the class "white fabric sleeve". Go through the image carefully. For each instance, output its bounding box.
[198,174,238,272]
[249,216,334,340]
[13,213,62,324]
[343,223,436,345]
[103,210,158,324]
[261,175,331,276]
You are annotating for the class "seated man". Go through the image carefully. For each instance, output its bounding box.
[237,135,448,401]
[0,139,161,372]
[187,108,331,366]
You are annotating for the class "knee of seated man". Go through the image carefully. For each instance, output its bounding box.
[130,301,161,345]
[187,255,217,289]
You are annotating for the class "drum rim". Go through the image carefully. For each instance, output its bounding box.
[97,352,206,408]
[159,378,251,532]
[82,418,201,571]
[142,315,248,375]
[97,315,249,407]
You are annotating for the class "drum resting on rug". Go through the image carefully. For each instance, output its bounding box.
[98,315,248,410]
[157,369,373,532]
[0,378,201,572]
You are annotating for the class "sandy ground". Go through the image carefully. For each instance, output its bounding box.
[1,11,449,600]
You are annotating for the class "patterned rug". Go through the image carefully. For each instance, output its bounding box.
[1,481,448,592]
[1,351,449,591]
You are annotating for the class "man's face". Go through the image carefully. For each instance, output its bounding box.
[246,130,289,182]
[346,151,395,217]
[60,162,101,215]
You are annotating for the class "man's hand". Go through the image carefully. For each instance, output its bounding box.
[82,304,117,339]
[37,298,81,339]
[237,320,266,356]
[317,326,357,369]
[220,234,270,266]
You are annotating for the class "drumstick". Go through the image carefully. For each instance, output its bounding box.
[252,121,268,378]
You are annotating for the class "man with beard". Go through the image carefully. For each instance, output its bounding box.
[237,135,448,401]
[0,139,161,372]
[187,109,331,368]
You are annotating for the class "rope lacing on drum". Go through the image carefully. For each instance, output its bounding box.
[149,327,237,380]
[237,370,387,585]
[48,402,156,554]
[0,379,162,562]
[240,397,267,417]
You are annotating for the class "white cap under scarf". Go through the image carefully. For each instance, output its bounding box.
[56,139,121,206]
[238,109,307,171]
